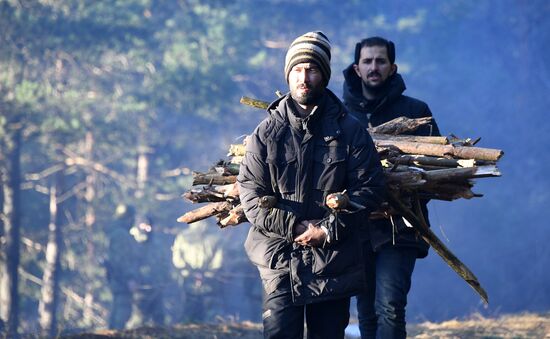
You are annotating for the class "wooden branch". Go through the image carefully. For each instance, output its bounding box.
[24,163,65,181]
[212,162,240,175]
[385,171,426,188]
[18,267,108,322]
[374,139,504,161]
[218,205,247,228]
[192,172,237,185]
[218,183,240,199]
[368,116,433,135]
[228,144,246,157]
[64,155,136,188]
[21,236,44,251]
[388,155,478,168]
[229,156,244,166]
[384,164,499,201]
[420,183,478,201]
[183,189,226,203]
[183,183,239,203]
[176,202,232,224]
[179,113,504,227]
[387,191,489,304]
[240,96,269,110]
[422,165,501,182]
[372,133,449,145]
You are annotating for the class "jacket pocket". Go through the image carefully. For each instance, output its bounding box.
[311,239,361,276]
[268,152,297,194]
[244,227,287,269]
[312,145,347,192]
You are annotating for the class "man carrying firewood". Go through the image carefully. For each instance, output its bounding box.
[237,31,386,338]
[342,36,441,339]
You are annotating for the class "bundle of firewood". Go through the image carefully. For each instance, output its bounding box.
[177,96,504,304]
[177,97,503,228]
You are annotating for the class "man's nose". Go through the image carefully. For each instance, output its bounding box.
[297,69,308,82]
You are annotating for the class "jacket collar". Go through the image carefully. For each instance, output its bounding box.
[267,88,345,143]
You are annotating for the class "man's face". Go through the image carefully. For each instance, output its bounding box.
[288,62,325,107]
[353,45,397,89]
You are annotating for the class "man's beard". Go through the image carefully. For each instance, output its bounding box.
[291,83,324,105]
[363,71,386,89]
[362,71,391,98]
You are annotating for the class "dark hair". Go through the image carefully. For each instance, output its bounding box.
[354,36,396,65]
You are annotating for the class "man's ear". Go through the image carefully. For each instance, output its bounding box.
[391,64,398,76]
[353,64,361,77]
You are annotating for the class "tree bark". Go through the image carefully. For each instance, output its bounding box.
[368,116,433,135]
[422,165,501,182]
[387,155,479,168]
[372,133,449,144]
[374,139,504,161]
[82,131,96,327]
[218,205,246,227]
[385,170,426,188]
[239,96,269,110]
[192,172,237,185]
[0,126,22,337]
[183,183,239,203]
[176,202,232,224]
[38,178,62,337]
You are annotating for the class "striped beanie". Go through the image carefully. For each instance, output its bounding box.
[284,31,331,85]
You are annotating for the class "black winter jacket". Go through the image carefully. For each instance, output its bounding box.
[238,89,386,305]
[342,64,441,258]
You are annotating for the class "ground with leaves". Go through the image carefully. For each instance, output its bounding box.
[49,313,550,338]
[408,312,550,338]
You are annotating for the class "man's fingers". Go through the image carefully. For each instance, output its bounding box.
[294,225,326,247]
[325,192,349,209]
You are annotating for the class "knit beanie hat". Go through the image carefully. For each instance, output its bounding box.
[284,31,331,85]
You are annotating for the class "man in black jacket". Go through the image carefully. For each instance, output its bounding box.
[342,37,441,339]
[238,31,386,339]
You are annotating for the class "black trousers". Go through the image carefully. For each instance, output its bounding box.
[262,278,350,339]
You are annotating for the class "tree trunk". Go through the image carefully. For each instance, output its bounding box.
[0,143,4,334]
[0,126,22,337]
[136,144,148,201]
[82,131,96,327]
[135,120,150,225]
[38,178,62,337]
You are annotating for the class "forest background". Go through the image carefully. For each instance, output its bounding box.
[1,0,549,336]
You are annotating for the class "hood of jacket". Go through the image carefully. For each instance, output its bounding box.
[342,63,407,115]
